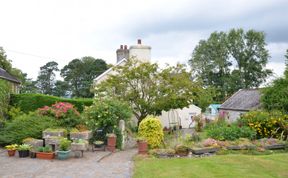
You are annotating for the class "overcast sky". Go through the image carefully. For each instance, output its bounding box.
[1,0,287,80]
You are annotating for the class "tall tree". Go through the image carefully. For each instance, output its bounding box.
[261,49,288,113]
[94,59,205,125]
[36,61,59,95]
[190,32,231,101]
[20,73,38,93]
[52,80,70,97]
[61,57,108,98]
[227,29,272,89]
[189,28,272,102]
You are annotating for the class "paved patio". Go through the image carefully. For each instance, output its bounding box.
[0,148,137,178]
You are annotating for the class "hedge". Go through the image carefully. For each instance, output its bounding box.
[10,93,93,113]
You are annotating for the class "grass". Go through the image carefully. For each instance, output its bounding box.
[133,153,288,178]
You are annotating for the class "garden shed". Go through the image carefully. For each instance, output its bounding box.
[159,104,201,129]
[204,104,221,120]
[219,89,261,122]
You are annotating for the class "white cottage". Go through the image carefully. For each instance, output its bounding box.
[94,39,151,84]
[94,39,200,128]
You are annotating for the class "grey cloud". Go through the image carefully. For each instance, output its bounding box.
[125,1,288,43]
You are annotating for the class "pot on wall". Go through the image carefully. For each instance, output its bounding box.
[106,134,117,152]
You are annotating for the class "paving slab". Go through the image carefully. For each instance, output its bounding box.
[0,149,137,178]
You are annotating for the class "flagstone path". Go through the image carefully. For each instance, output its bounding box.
[0,148,137,178]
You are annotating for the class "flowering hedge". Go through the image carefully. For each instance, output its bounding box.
[38,102,81,128]
[240,111,288,139]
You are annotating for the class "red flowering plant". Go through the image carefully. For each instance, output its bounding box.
[38,102,81,128]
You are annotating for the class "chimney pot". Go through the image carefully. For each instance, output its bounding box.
[137,39,141,44]
[124,45,127,50]
[120,45,123,49]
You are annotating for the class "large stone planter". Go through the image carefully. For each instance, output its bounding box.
[264,144,286,150]
[23,139,43,149]
[43,129,67,138]
[44,137,63,151]
[191,147,220,155]
[71,143,87,158]
[70,131,92,140]
[71,143,88,151]
[227,145,256,150]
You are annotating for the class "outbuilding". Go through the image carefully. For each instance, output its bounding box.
[219,89,261,122]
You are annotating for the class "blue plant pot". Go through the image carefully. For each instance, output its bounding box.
[57,150,71,160]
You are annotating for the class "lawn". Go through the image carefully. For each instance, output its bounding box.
[133,153,288,178]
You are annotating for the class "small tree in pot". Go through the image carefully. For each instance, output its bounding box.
[57,138,71,160]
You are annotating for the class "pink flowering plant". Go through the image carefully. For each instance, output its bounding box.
[38,102,81,128]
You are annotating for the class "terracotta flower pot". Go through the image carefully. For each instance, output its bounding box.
[7,150,16,157]
[36,152,55,160]
[107,135,117,152]
[138,140,148,154]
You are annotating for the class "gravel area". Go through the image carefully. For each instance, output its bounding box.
[0,148,137,178]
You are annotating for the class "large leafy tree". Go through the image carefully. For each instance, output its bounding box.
[94,59,204,125]
[261,50,288,113]
[190,32,231,101]
[227,29,272,89]
[36,61,59,95]
[52,80,69,97]
[61,57,108,98]
[20,73,38,93]
[189,28,272,102]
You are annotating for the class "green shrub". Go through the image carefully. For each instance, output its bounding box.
[240,111,288,139]
[59,138,71,151]
[0,113,58,146]
[206,121,256,141]
[9,93,93,113]
[83,98,132,149]
[38,102,82,128]
[138,116,164,148]
[0,80,10,122]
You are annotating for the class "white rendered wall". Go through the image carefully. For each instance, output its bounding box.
[159,105,202,129]
[129,47,151,62]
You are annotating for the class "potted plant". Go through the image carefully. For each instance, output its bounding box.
[18,144,31,158]
[36,146,55,160]
[57,138,72,160]
[106,133,117,152]
[5,144,18,157]
[137,137,148,155]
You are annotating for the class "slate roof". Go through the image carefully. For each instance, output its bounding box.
[219,89,260,111]
[94,58,127,83]
[0,67,21,84]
